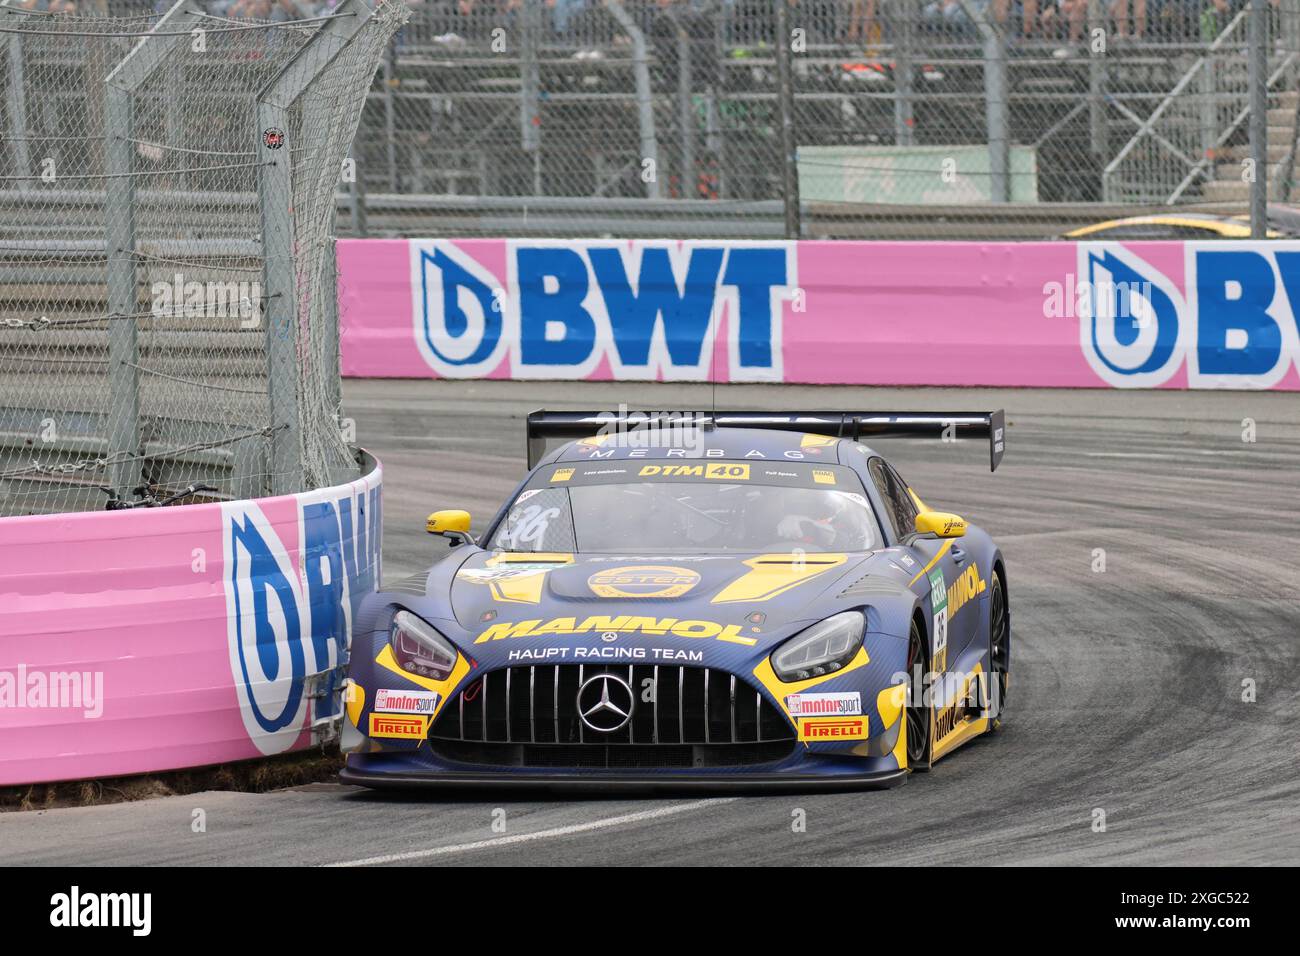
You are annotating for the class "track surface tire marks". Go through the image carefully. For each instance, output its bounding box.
[2,382,1297,865]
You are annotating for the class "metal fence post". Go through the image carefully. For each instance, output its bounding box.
[1248,0,1268,237]
[103,88,140,500]
[347,148,369,237]
[894,0,915,148]
[1288,0,1300,86]
[961,0,1009,201]
[323,236,342,418]
[1199,46,1216,165]
[520,0,541,186]
[102,0,206,498]
[382,39,397,192]
[1088,0,1107,159]
[1,3,32,182]
[775,0,801,237]
[257,0,376,495]
[607,0,660,199]
[672,11,697,195]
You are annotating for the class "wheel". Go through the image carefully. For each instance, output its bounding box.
[986,567,1010,730]
[905,617,933,771]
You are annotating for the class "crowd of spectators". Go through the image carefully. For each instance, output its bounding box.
[909,0,1253,47]
[4,0,1272,48]
[385,0,1269,51]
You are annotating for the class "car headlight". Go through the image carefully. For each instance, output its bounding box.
[770,610,865,682]
[390,610,457,681]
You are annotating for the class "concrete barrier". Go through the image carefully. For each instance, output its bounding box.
[0,455,381,787]
[338,238,1300,390]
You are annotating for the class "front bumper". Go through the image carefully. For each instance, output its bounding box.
[339,762,907,793]
[344,615,912,792]
[340,744,907,793]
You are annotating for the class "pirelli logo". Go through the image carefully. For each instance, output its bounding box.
[368,713,429,739]
[798,716,869,741]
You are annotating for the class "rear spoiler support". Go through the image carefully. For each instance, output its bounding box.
[525,410,1006,472]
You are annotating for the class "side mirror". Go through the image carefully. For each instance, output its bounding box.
[427,509,473,546]
[914,511,967,539]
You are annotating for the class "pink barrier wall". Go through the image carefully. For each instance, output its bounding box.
[338,239,1300,390]
[0,460,381,787]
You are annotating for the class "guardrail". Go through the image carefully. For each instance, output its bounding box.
[338,237,1300,391]
[0,187,1268,246]
[0,452,381,787]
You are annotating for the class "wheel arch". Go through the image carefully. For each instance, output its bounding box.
[911,602,930,665]
[990,551,1009,627]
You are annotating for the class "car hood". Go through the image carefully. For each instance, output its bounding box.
[446,550,878,644]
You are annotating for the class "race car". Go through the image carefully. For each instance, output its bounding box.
[1060,206,1299,240]
[339,410,1010,791]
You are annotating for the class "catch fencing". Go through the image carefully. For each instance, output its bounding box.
[339,0,1300,240]
[0,0,406,517]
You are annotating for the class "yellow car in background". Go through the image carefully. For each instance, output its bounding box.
[1063,205,1300,240]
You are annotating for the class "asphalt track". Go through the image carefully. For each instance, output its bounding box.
[3,381,1299,866]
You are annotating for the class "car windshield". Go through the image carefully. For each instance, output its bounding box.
[487,467,881,554]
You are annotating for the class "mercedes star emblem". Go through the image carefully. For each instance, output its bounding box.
[576,673,635,733]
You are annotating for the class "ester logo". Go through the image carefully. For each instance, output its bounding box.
[588,565,701,599]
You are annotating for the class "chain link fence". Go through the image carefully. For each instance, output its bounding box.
[326,0,1300,239]
[0,0,405,516]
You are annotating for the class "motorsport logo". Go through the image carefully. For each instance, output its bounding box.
[412,239,797,382]
[588,565,701,598]
[786,691,862,717]
[374,688,440,714]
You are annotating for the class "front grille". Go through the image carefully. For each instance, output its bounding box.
[430,740,796,769]
[430,664,794,749]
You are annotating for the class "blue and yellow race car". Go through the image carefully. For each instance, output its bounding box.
[340,410,1009,790]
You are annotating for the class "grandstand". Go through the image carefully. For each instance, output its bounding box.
[340,0,1300,237]
[3,0,1298,241]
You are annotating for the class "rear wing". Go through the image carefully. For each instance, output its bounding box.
[525,410,1006,472]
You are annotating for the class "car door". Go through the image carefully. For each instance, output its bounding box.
[866,457,969,674]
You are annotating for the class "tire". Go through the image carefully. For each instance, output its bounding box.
[905,617,933,772]
[986,567,1010,731]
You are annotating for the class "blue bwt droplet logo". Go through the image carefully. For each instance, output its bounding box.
[411,240,796,382]
[1077,242,1300,389]
[1079,245,1185,387]
[221,483,381,754]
